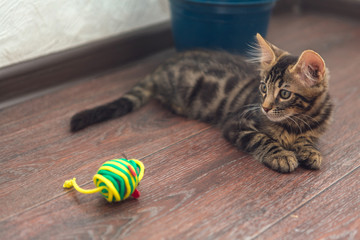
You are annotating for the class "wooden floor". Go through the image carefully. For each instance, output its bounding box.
[1,12,359,240]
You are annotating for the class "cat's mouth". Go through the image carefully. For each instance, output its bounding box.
[262,109,289,122]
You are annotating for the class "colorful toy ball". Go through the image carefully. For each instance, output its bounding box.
[63,158,145,202]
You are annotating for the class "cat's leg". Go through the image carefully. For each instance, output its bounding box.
[293,136,322,170]
[223,125,298,173]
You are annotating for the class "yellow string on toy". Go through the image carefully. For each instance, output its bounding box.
[63,158,145,202]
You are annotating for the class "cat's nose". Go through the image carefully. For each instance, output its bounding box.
[262,106,272,113]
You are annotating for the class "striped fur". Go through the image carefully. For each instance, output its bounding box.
[71,35,332,173]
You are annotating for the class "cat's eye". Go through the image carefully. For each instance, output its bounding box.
[279,89,291,99]
[260,83,267,93]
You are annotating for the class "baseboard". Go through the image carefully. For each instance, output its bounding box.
[0,22,173,103]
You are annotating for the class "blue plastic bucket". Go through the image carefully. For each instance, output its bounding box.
[169,0,277,54]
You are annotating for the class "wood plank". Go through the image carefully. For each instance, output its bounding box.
[0,123,358,239]
[302,0,360,19]
[0,50,214,219]
[274,0,360,19]
[253,167,360,240]
[0,101,210,219]
[267,12,360,55]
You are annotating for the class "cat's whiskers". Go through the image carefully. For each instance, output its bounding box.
[300,114,320,125]
[238,104,260,110]
[291,115,314,134]
[239,107,260,119]
[285,115,303,134]
[237,106,260,126]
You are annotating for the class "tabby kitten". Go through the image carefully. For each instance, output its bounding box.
[70,34,332,173]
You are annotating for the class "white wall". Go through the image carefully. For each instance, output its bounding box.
[0,0,170,68]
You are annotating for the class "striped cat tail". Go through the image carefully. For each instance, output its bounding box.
[70,75,155,132]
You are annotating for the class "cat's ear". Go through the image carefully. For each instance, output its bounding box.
[255,33,285,67]
[290,50,326,87]
[255,33,276,66]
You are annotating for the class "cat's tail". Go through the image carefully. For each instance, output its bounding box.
[70,75,155,132]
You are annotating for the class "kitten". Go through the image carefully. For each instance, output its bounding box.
[70,34,333,173]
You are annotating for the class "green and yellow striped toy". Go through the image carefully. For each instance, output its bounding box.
[63,158,145,202]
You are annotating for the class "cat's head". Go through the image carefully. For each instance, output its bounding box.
[254,33,329,123]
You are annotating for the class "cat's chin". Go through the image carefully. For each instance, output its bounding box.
[263,112,289,122]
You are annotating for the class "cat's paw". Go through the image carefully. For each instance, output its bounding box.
[262,150,299,173]
[297,148,322,170]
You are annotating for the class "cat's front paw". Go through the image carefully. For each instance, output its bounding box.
[262,150,298,173]
[297,148,322,170]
